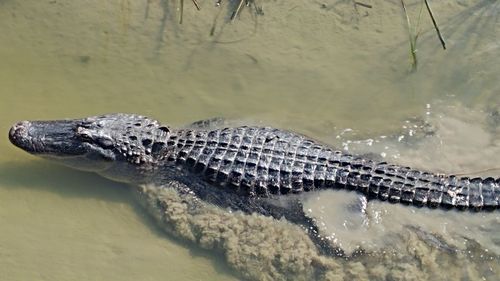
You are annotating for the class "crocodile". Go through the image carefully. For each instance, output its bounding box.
[8,113,499,219]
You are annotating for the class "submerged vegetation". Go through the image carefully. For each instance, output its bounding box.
[161,0,450,72]
[400,0,446,71]
[175,0,262,25]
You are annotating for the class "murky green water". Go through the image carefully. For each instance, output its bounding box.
[1,1,499,280]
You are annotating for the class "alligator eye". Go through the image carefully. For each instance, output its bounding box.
[77,128,93,141]
[97,136,114,148]
[80,133,92,140]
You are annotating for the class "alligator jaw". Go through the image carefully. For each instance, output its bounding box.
[9,119,86,156]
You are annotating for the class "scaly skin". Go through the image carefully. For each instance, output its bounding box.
[9,114,499,212]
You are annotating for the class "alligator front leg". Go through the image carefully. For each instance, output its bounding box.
[257,196,345,256]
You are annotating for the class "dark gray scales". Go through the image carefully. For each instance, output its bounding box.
[8,113,499,213]
[156,125,499,211]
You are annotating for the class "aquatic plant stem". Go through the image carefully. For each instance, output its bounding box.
[179,0,184,24]
[401,0,418,72]
[424,0,446,50]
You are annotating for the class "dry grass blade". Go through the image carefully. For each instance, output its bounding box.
[192,0,200,10]
[231,0,246,22]
[354,2,372,9]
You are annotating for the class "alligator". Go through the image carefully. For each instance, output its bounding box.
[8,114,499,225]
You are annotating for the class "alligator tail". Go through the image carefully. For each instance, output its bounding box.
[324,164,499,211]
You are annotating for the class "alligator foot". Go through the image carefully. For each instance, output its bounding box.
[186,117,226,129]
[284,199,345,256]
[304,215,346,256]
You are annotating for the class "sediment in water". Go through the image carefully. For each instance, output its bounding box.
[134,183,499,281]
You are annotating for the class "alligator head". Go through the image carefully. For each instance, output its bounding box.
[9,113,171,183]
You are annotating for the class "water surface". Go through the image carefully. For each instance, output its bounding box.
[1,0,499,280]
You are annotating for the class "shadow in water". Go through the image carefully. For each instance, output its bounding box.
[0,159,240,279]
[0,160,129,201]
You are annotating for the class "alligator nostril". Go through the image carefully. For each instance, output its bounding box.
[8,121,30,144]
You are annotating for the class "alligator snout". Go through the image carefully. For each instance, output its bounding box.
[8,118,91,156]
[9,121,31,150]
